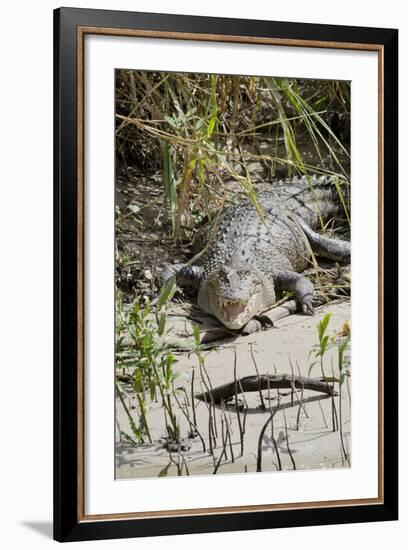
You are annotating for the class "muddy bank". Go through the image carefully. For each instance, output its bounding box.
[115,300,351,479]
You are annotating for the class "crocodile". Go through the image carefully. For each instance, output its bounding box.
[160,175,350,333]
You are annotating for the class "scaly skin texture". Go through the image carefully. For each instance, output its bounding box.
[160,175,350,331]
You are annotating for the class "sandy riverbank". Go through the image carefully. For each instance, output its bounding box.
[116,300,350,479]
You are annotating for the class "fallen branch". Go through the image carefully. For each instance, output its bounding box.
[195,373,336,404]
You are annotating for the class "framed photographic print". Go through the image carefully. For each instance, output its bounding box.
[53,7,398,542]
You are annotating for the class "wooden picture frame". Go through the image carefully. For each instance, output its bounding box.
[54,7,398,542]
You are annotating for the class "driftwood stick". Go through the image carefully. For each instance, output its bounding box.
[195,374,336,404]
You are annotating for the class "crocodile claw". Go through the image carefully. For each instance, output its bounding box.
[299,296,314,315]
[241,315,274,335]
[294,276,315,315]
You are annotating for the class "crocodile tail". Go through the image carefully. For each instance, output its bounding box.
[275,174,350,226]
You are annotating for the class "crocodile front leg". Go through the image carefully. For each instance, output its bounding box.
[275,270,314,314]
[159,263,203,290]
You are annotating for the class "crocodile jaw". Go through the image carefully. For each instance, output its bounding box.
[196,268,270,330]
[211,294,261,329]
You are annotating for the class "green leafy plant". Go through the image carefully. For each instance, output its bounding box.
[115,278,182,444]
[308,313,350,381]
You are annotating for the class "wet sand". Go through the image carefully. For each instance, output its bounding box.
[116,300,351,479]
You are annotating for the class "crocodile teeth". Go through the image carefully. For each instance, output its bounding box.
[218,298,248,321]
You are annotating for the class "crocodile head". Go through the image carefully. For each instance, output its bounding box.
[200,266,264,330]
